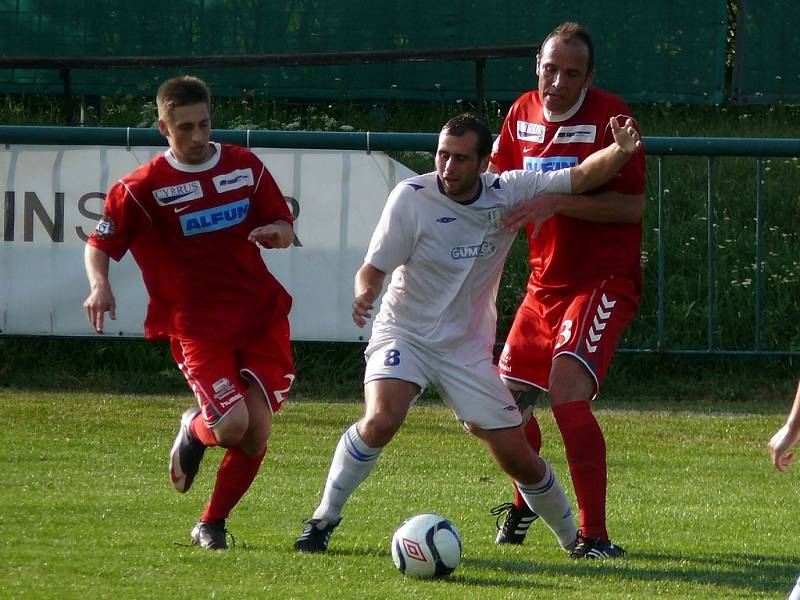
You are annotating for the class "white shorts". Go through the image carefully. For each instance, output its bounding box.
[364,336,522,430]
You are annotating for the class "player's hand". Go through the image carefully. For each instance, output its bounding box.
[768,424,800,472]
[249,222,292,249]
[610,117,643,155]
[501,193,561,238]
[83,287,116,334]
[352,294,374,328]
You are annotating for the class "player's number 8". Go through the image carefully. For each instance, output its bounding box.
[384,349,401,366]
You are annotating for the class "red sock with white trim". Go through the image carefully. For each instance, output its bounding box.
[190,412,219,447]
[553,400,608,541]
[201,445,266,523]
[513,415,543,509]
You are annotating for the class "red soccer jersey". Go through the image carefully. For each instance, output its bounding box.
[491,87,646,292]
[88,143,293,340]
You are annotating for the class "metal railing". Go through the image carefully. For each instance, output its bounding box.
[1,125,798,356]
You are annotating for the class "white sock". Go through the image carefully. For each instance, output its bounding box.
[312,423,382,523]
[788,573,800,600]
[516,458,578,550]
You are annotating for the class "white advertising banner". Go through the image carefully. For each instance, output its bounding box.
[0,144,417,341]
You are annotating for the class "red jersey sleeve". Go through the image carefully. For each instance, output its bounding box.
[87,179,151,262]
[252,160,293,225]
[490,94,529,173]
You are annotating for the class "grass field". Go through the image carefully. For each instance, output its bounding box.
[3,389,798,599]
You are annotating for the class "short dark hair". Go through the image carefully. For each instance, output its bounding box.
[440,114,493,158]
[156,76,212,117]
[541,21,594,74]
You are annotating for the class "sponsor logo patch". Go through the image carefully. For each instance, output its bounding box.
[451,241,496,259]
[553,124,597,144]
[212,377,242,408]
[180,198,249,236]
[152,181,203,205]
[516,120,545,143]
[523,156,578,173]
[213,168,254,193]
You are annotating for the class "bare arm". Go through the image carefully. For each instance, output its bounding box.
[83,244,116,334]
[549,190,644,222]
[501,190,644,233]
[569,117,641,194]
[248,219,294,249]
[352,262,387,328]
[768,381,800,472]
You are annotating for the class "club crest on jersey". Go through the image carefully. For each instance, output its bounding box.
[523,156,578,173]
[516,121,545,143]
[152,180,203,205]
[487,208,502,230]
[94,215,116,239]
[213,168,254,193]
[553,124,597,144]
[180,198,249,236]
[451,241,496,259]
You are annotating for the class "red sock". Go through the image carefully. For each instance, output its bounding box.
[190,413,219,447]
[513,415,543,509]
[553,401,608,540]
[201,445,266,523]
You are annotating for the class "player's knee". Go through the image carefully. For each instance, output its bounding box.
[214,404,249,447]
[499,452,533,482]
[240,435,268,457]
[549,359,596,402]
[549,382,593,405]
[359,412,401,447]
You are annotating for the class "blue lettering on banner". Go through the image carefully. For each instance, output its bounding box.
[523,156,578,173]
[180,198,249,236]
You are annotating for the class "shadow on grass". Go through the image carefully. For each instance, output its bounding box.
[462,550,796,595]
[256,541,795,595]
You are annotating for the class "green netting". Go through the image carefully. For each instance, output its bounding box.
[0,0,727,104]
[732,0,800,104]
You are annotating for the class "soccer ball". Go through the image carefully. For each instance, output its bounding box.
[391,513,462,579]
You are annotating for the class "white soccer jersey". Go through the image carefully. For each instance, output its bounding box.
[365,168,570,363]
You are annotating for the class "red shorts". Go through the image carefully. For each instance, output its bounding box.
[498,276,639,394]
[170,318,295,428]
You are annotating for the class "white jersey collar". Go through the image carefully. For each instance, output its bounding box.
[164,142,221,172]
[436,174,483,206]
[543,88,587,123]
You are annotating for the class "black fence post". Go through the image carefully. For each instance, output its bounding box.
[475,58,486,121]
[59,68,73,125]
